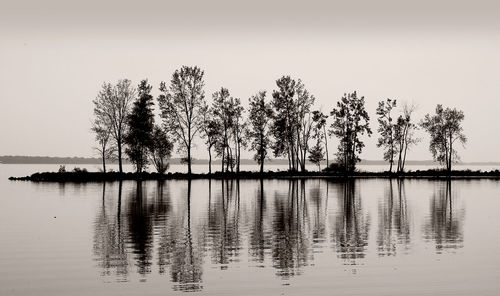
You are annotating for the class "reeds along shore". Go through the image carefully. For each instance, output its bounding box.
[9,169,500,182]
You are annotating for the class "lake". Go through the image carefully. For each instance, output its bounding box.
[1,164,500,295]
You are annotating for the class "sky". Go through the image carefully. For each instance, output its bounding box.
[1,0,500,162]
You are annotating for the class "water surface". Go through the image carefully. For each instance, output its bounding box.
[1,165,499,295]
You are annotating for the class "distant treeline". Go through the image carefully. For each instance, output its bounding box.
[89,66,468,175]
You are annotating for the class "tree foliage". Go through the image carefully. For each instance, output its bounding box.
[271,76,315,172]
[247,91,274,173]
[420,104,466,172]
[376,99,397,172]
[330,91,372,172]
[92,79,135,173]
[158,66,206,174]
[124,79,155,173]
[149,125,173,174]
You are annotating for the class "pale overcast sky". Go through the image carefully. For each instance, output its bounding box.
[1,0,500,161]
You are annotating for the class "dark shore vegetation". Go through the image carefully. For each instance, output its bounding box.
[9,169,500,182]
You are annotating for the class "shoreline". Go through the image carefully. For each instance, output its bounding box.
[8,169,500,182]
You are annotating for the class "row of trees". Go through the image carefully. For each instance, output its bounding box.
[92,66,466,174]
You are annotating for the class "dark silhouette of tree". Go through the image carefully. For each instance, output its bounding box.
[330,92,372,172]
[149,125,173,174]
[211,88,245,172]
[91,118,115,173]
[124,80,155,173]
[158,66,206,175]
[247,91,274,173]
[308,140,324,170]
[271,76,296,171]
[394,103,420,173]
[93,79,136,173]
[420,105,467,172]
[312,110,329,166]
[231,98,246,173]
[309,110,327,170]
[295,82,315,171]
[211,88,233,172]
[271,76,315,172]
[376,99,397,172]
[200,102,219,174]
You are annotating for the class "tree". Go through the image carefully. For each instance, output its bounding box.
[308,141,324,170]
[91,119,115,173]
[124,79,155,173]
[312,110,329,167]
[200,102,220,174]
[295,80,315,172]
[309,117,325,170]
[330,91,372,172]
[93,80,136,173]
[149,125,173,174]
[231,98,246,173]
[158,66,206,175]
[247,91,274,173]
[394,103,420,173]
[271,76,315,172]
[211,88,244,173]
[376,99,397,172]
[420,104,466,172]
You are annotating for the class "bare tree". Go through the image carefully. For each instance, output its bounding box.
[158,66,206,175]
[93,80,136,173]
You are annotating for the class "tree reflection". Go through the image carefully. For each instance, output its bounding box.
[126,181,154,275]
[423,180,464,252]
[249,179,270,264]
[207,179,242,267]
[93,181,128,279]
[271,179,311,278]
[377,179,411,256]
[330,180,370,265]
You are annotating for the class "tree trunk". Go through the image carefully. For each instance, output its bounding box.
[117,136,123,173]
[101,149,106,173]
[187,143,192,175]
[221,147,225,173]
[208,147,212,174]
[323,125,329,167]
[260,133,264,174]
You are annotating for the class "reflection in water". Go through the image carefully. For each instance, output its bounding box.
[271,180,312,278]
[92,179,468,292]
[423,180,465,252]
[93,181,128,280]
[377,179,411,256]
[330,181,370,264]
[207,179,242,267]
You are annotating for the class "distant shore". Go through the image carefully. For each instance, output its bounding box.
[8,169,500,182]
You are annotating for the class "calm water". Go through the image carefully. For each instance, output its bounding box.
[1,165,500,295]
